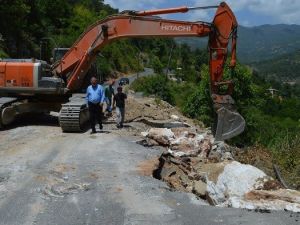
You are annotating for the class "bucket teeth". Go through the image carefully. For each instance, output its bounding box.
[215,106,245,141]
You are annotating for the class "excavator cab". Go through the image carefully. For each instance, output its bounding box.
[52,48,70,63]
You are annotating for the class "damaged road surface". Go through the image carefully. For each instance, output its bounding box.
[0,125,299,225]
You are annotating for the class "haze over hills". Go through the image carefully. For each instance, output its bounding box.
[176,24,300,63]
[251,50,300,83]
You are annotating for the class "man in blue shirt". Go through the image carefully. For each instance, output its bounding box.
[86,77,105,133]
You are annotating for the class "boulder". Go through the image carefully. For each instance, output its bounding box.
[205,161,300,212]
[170,114,180,120]
[193,180,207,197]
[206,161,268,205]
[147,128,175,146]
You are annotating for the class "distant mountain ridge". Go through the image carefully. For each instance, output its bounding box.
[251,49,300,83]
[175,24,300,63]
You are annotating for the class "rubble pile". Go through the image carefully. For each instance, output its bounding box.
[124,93,201,128]
[140,127,300,212]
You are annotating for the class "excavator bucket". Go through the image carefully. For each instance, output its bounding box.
[214,106,245,141]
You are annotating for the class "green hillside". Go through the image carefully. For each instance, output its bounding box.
[252,50,300,83]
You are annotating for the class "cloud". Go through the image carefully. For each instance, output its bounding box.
[104,0,300,25]
[190,0,300,24]
[104,0,166,11]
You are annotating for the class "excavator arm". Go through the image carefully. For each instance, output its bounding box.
[53,2,245,140]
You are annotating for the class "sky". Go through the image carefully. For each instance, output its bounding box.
[104,0,300,27]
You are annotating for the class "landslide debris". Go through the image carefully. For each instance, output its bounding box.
[104,91,300,212]
[142,127,300,212]
[104,92,203,136]
[125,94,300,213]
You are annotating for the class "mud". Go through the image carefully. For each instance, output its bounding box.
[136,157,160,176]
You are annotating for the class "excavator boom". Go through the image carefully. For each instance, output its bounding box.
[53,2,245,140]
[0,2,244,139]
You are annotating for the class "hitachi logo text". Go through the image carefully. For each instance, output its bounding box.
[161,25,191,32]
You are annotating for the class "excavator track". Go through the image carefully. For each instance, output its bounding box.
[59,95,89,132]
[0,97,18,127]
[0,97,17,110]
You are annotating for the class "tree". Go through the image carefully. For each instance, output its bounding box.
[151,56,163,74]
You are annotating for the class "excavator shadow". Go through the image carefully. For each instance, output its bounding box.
[0,113,60,131]
[95,130,111,134]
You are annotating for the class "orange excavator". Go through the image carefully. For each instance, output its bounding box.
[0,2,245,141]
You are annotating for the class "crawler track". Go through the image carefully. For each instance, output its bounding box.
[59,95,89,132]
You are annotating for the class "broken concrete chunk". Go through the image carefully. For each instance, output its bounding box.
[150,125,300,213]
[231,189,300,212]
[199,139,211,157]
[245,189,300,204]
[193,180,207,197]
[137,118,190,128]
[188,172,198,180]
[147,138,160,146]
[147,128,175,145]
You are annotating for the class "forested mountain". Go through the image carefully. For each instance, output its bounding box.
[0,0,159,75]
[0,0,113,58]
[252,50,300,83]
[176,24,300,63]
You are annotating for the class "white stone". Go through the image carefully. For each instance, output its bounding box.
[206,161,267,204]
[170,114,180,120]
[205,161,300,212]
[148,128,175,139]
[174,151,187,157]
[147,128,175,145]
[141,132,148,137]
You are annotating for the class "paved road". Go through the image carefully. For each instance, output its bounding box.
[113,68,154,89]
[0,124,298,225]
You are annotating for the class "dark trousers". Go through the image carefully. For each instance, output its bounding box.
[88,102,102,131]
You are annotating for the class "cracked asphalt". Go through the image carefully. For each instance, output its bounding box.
[0,123,299,225]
